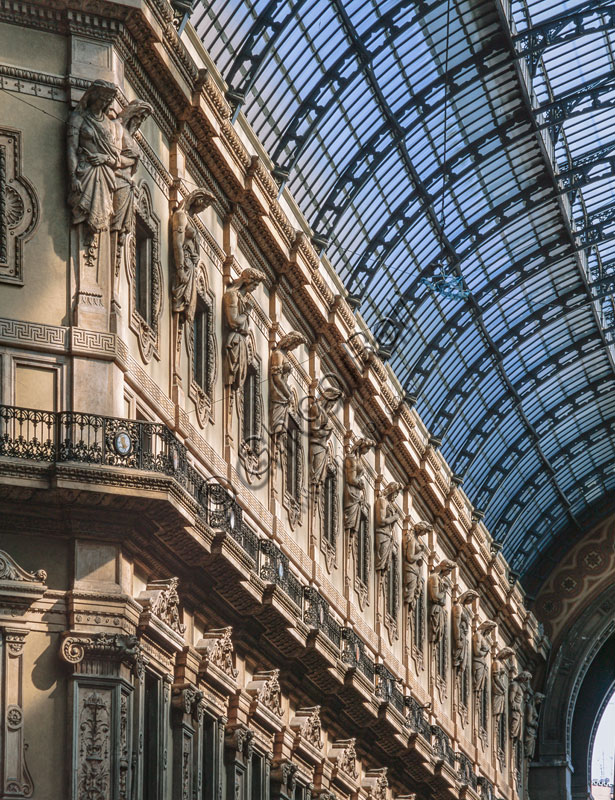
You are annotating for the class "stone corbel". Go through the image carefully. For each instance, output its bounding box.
[246,669,283,731]
[60,631,144,677]
[270,759,298,800]
[137,577,186,651]
[362,768,388,800]
[328,738,359,791]
[289,706,323,763]
[0,550,47,608]
[196,626,238,694]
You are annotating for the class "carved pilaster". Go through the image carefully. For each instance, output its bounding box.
[171,684,204,800]
[224,724,253,800]
[270,760,298,800]
[1,629,33,798]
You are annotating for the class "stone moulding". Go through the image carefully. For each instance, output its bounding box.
[0,549,47,607]
[362,768,388,800]
[246,668,283,730]
[290,705,323,763]
[137,577,186,651]
[328,738,359,790]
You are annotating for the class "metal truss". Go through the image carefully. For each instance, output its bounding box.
[536,70,615,143]
[557,141,615,199]
[513,0,615,77]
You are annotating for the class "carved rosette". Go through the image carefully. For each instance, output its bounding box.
[0,128,39,284]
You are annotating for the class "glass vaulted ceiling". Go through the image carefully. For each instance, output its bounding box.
[192,0,615,591]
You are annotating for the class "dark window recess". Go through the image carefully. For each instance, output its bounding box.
[243,365,258,443]
[438,624,447,680]
[285,415,300,499]
[323,469,336,546]
[193,298,210,393]
[498,714,506,752]
[414,584,424,651]
[461,666,469,707]
[480,684,488,730]
[143,672,160,800]
[135,215,153,324]
[251,753,263,800]
[356,512,369,585]
[203,714,216,800]
[386,551,397,618]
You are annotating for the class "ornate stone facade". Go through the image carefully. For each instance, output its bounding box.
[0,2,547,799]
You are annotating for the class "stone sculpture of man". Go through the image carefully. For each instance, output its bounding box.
[472,620,496,696]
[402,521,431,612]
[428,559,455,643]
[222,268,266,406]
[492,647,514,721]
[270,331,307,453]
[375,481,402,573]
[524,691,544,760]
[343,438,375,538]
[509,671,532,739]
[452,590,478,674]
[309,387,343,499]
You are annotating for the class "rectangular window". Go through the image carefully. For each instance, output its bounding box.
[193,300,210,393]
[135,215,152,324]
[437,618,448,680]
[251,753,263,800]
[386,551,397,618]
[498,714,506,753]
[323,470,336,547]
[203,714,216,800]
[143,672,161,800]
[285,416,300,499]
[243,366,258,444]
[357,512,369,585]
[414,583,424,652]
[480,684,488,730]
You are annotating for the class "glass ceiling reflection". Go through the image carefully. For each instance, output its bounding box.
[192,0,615,588]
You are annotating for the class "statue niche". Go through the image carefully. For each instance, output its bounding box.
[171,189,215,367]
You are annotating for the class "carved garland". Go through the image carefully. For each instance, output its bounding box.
[127,182,163,364]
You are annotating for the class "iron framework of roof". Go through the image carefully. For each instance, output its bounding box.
[192,0,615,593]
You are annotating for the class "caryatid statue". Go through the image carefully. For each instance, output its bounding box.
[472,620,496,697]
[428,559,456,643]
[171,189,215,347]
[375,481,402,573]
[111,99,152,271]
[402,521,431,612]
[223,268,266,408]
[309,387,343,500]
[524,691,544,760]
[67,79,119,234]
[270,331,307,454]
[343,438,375,538]
[492,647,515,721]
[452,590,479,674]
[509,671,532,740]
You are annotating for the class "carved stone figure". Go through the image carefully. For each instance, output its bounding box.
[402,521,431,611]
[196,627,238,679]
[290,706,323,750]
[111,99,152,269]
[246,669,283,717]
[309,387,343,497]
[509,671,531,739]
[524,691,544,760]
[172,189,214,331]
[375,481,402,573]
[492,647,514,719]
[67,80,119,232]
[452,590,478,673]
[343,438,375,537]
[270,331,307,452]
[428,559,455,643]
[223,268,266,405]
[139,577,186,635]
[472,620,496,696]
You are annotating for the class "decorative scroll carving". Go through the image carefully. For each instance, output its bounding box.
[67,80,119,234]
[290,706,323,750]
[111,99,152,273]
[524,691,544,760]
[375,481,402,574]
[509,671,531,740]
[171,189,214,358]
[428,559,455,643]
[343,438,374,539]
[77,690,111,800]
[172,684,204,716]
[402,522,430,613]
[1,629,33,798]
[362,768,388,800]
[246,669,283,717]
[0,550,46,583]
[196,627,238,679]
[328,738,358,780]
[0,127,38,284]
[223,267,266,415]
[60,632,141,668]
[270,331,306,456]
[138,577,185,635]
[309,387,342,502]
[472,620,496,697]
